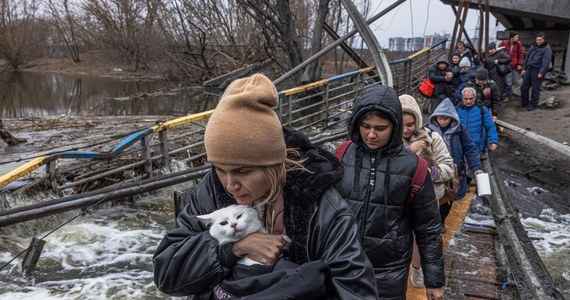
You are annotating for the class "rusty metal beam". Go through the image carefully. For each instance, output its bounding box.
[340,0,393,86]
[273,0,405,86]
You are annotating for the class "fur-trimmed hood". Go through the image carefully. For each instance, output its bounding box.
[211,127,344,263]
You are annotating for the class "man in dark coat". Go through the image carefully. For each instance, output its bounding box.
[482,42,512,100]
[521,32,553,111]
[335,84,444,300]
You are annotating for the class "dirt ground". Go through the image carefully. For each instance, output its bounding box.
[501,83,570,145]
[491,82,570,201]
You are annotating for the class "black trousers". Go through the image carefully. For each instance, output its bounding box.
[520,68,545,108]
[439,201,453,223]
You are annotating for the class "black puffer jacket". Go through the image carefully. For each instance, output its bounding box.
[428,55,454,100]
[153,127,378,299]
[334,85,444,299]
[483,49,512,97]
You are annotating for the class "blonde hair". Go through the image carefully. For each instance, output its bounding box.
[256,148,308,208]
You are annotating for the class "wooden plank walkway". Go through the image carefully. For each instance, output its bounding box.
[406,189,502,299]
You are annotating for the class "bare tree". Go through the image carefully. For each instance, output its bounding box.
[79,0,162,71]
[236,0,305,83]
[153,0,263,81]
[0,0,42,69]
[46,0,81,62]
[301,0,331,82]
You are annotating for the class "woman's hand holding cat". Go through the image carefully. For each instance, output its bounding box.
[410,140,427,153]
[232,233,285,265]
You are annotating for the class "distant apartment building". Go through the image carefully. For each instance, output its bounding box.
[423,33,450,48]
[388,33,450,52]
[388,37,423,52]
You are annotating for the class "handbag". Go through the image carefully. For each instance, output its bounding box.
[418,77,435,97]
[438,163,461,205]
[497,64,511,75]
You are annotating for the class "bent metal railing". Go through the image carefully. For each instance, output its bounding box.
[0,69,377,193]
[0,42,446,226]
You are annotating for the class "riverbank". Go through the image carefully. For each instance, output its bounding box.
[4,51,167,81]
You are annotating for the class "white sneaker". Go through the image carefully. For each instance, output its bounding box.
[410,266,424,288]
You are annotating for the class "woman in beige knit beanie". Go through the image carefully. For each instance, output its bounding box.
[154,74,377,299]
[399,94,454,291]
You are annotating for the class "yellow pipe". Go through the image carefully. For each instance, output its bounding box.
[153,110,214,132]
[280,80,330,96]
[0,157,49,189]
[408,47,431,60]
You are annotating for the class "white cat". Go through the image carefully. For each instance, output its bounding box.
[197,205,266,266]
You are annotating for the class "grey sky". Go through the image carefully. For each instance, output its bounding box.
[368,0,504,46]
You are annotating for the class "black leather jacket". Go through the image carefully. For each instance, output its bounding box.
[153,128,378,299]
[334,85,444,299]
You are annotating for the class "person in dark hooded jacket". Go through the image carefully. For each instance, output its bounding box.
[426,98,483,228]
[465,68,502,121]
[427,55,455,113]
[482,42,512,99]
[334,85,444,300]
[153,74,378,299]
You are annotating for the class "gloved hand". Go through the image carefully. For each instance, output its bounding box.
[430,166,440,181]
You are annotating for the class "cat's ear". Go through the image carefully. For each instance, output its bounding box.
[196,213,213,226]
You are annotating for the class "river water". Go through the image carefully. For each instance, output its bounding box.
[0,72,569,299]
[0,72,218,118]
[0,181,190,299]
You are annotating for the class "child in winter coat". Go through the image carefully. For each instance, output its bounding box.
[427,98,483,228]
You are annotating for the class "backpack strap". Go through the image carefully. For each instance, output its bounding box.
[336,140,427,206]
[335,141,352,161]
[479,104,486,131]
[407,156,429,205]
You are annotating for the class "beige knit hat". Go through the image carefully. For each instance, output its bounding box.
[204,74,286,166]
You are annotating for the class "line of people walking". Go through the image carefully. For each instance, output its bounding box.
[151,31,554,300]
[427,31,552,115]
[151,75,486,299]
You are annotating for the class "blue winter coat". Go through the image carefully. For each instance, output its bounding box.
[456,102,498,153]
[427,98,482,199]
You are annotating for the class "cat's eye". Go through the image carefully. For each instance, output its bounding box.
[220,221,228,226]
[236,214,243,219]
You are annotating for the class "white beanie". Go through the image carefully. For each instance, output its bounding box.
[459,57,470,68]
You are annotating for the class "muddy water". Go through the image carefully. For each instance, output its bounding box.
[0,72,218,118]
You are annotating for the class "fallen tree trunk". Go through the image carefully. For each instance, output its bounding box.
[0,119,26,145]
